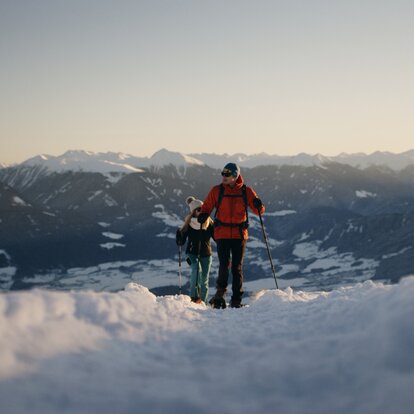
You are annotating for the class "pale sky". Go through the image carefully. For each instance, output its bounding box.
[1,0,413,164]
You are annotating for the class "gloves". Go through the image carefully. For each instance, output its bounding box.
[253,197,263,211]
[197,212,209,224]
[176,229,184,246]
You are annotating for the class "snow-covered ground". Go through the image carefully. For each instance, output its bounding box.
[19,259,192,292]
[1,277,413,414]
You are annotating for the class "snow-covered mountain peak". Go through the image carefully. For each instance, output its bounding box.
[61,149,95,158]
[113,152,134,161]
[22,150,146,174]
[24,154,52,164]
[149,148,205,167]
[315,153,330,162]
[18,149,207,173]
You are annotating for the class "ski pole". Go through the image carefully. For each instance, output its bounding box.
[178,244,182,294]
[258,211,279,289]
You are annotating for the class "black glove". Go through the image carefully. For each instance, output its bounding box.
[197,212,209,224]
[253,197,263,210]
[176,229,184,246]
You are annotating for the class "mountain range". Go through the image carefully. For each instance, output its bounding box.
[1,149,414,293]
[13,148,414,172]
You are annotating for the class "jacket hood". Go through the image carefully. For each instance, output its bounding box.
[224,174,244,190]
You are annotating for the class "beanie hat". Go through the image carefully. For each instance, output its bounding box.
[222,162,240,178]
[186,196,203,213]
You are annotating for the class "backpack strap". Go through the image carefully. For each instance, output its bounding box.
[241,184,248,225]
[214,184,225,220]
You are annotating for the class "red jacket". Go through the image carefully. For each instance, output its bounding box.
[200,174,265,240]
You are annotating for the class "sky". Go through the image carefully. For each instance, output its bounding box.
[1,0,413,164]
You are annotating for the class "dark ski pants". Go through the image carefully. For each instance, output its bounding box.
[216,239,247,301]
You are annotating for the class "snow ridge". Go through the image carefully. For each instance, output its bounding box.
[1,278,414,413]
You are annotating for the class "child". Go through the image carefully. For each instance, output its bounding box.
[176,196,214,304]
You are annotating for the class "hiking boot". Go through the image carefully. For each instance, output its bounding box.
[230,298,242,308]
[208,288,227,309]
[209,295,227,309]
[191,297,202,304]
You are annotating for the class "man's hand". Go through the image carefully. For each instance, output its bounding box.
[253,197,263,211]
[197,212,209,224]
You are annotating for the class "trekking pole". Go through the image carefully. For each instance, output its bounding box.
[195,223,202,299]
[178,244,182,294]
[258,211,279,289]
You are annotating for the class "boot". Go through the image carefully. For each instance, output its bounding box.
[191,297,202,304]
[209,296,226,309]
[209,288,227,309]
[230,297,242,308]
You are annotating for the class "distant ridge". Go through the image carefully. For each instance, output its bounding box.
[3,148,414,173]
[22,150,147,174]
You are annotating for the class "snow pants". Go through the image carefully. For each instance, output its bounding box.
[187,254,212,303]
[216,239,247,301]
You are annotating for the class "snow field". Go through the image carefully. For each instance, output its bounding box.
[0,278,414,414]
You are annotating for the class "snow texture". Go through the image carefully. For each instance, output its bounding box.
[102,232,124,240]
[12,196,28,206]
[355,190,377,198]
[100,242,126,250]
[20,259,191,292]
[264,210,297,216]
[1,277,414,414]
[152,204,183,227]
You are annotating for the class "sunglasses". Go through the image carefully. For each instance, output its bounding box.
[221,172,233,177]
[194,208,201,212]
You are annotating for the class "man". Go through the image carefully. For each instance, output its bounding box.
[198,162,265,308]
